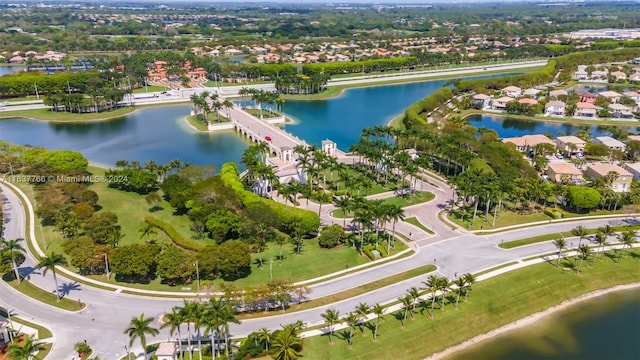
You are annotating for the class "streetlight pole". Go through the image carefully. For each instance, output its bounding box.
[103,253,110,280]
[195,260,200,293]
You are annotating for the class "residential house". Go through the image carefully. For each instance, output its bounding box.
[546,163,585,185]
[8,55,25,63]
[518,98,538,106]
[575,102,597,118]
[502,134,555,153]
[630,72,640,82]
[610,71,627,81]
[573,69,589,80]
[584,163,632,192]
[501,86,522,98]
[545,100,566,117]
[556,135,586,155]
[578,91,597,103]
[523,88,542,99]
[593,136,626,152]
[591,69,609,80]
[472,94,491,109]
[608,103,634,119]
[492,96,513,110]
[225,48,243,55]
[549,89,568,97]
[623,162,640,181]
[627,135,640,142]
[599,90,622,103]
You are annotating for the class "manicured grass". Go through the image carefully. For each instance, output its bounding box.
[282,65,544,101]
[500,224,640,249]
[404,217,434,234]
[301,250,640,360]
[0,314,53,339]
[461,108,640,127]
[186,115,209,131]
[132,85,167,93]
[243,108,282,119]
[240,264,434,321]
[0,107,138,122]
[38,343,52,359]
[331,192,434,218]
[473,261,519,276]
[6,279,85,311]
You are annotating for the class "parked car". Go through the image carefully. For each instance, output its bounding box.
[576,153,585,159]
[555,153,564,159]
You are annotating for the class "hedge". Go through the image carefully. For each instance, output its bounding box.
[363,245,388,261]
[219,162,320,234]
[544,208,563,219]
[144,216,205,251]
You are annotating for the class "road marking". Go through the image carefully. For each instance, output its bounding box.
[114,288,123,294]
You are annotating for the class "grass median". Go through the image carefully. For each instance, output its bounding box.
[301,250,640,360]
[500,224,640,249]
[6,278,85,311]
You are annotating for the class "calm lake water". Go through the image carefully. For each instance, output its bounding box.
[446,288,640,360]
[0,65,26,76]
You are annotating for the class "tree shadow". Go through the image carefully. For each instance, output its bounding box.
[149,205,164,213]
[58,281,82,297]
[18,266,40,281]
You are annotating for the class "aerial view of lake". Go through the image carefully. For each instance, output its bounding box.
[0,65,26,77]
[446,288,640,360]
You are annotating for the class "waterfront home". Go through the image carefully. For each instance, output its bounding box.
[593,136,626,152]
[578,91,597,103]
[8,55,25,63]
[472,94,491,109]
[556,135,586,155]
[608,103,634,119]
[575,102,597,118]
[523,88,542,99]
[225,48,244,55]
[492,96,513,110]
[549,89,568,97]
[501,86,522,98]
[584,163,632,192]
[610,71,627,81]
[518,98,538,106]
[623,162,640,181]
[599,90,622,103]
[544,100,566,117]
[623,91,640,102]
[573,69,589,80]
[630,72,640,82]
[591,69,609,80]
[546,163,586,185]
[502,134,555,153]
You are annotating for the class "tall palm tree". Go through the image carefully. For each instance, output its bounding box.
[463,273,476,302]
[571,225,589,249]
[354,302,370,336]
[407,287,420,312]
[371,303,385,341]
[321,308,340,344]
[160,308,184,360]
[124,314,159,360]
[592,233,607,261]
[616,230,637,263]
[553,237,567,268]
[453,276,466,309]
[7,335,45,360]
[36,252,68,301]
[271,327,302,360]
[423,275,439,319]
[0,238,25,283]
[257,327,271,352]
[344,312,359,349]
[576,244,591,274]
[179,301,198,360]
[398,295,413,328]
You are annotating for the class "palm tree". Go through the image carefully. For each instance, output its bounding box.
[138,223,157,241]
[257,327,271,352]
[371,303,385,341]
[571,225,589,249]
[592,233,608,261]
[7,335,45,360]
[354,302,370,336]
[271,327,303,360]
[423,275,439,319]
[553,237,567,268]
[398,294,413,328]
[407,286,420,312]
[463,273,476,302]
[576,244,591,274]
[179,301,198,360]
[124,314,159,360]
[344,312,359,349]
[616,230,637,263]
[36,252,68,301]
[321,308,340,344]
[160,308,184,360]
[0,238,25,283]
[453,276,466,309]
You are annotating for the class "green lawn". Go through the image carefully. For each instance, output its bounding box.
[301,250,640,360]
[331,192,434,218]
[132,85,168,93]
[243,108,282,119]
[186,115,209,131]
[404,217,434,234]
[0,107,138,122]
[6,279,86,311]
[500,224,640,249]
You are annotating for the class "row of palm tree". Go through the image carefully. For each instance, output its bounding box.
[158,299,239,360]
[553,226,638,273]
[190,91,234,124]
[238,88,285,119]
[245,322,304,360]
[114,158,189,182]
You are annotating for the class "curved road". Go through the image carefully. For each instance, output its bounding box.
[1,168,635,359]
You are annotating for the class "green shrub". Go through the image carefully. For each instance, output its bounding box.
[145,216,205,251]
[376,245,388,258]
[544,208,563,219]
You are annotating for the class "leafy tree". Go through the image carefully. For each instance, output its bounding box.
[216,240,251,279]
[156,246,196,284]
[318,224,346,248]
[110,243,160,281]
[566,186,601,211]
[83,211,120,245]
